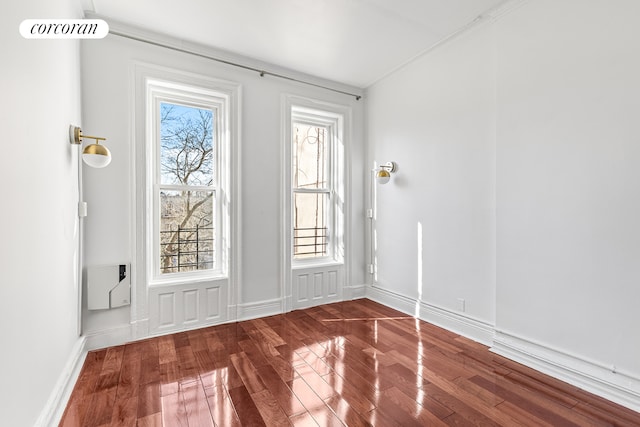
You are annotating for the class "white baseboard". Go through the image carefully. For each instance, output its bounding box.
[366,284,494,345]
[366,284,417,312]
[35,336,87,427]
[344,283,367,300]
[237,297,283,321]
[84,324,133,351]
[418,300,495,346]
[492,330,640,413]
[131,318,149,341]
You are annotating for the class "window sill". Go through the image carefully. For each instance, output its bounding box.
[149,271,227,287]
[292,259,344,270]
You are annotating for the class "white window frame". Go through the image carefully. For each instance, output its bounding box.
[288,103,346,267]
[146,79,231,286]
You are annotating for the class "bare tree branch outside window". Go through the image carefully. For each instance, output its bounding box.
[159,103,215,273]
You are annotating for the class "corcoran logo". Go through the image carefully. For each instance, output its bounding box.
[20,19,109,39]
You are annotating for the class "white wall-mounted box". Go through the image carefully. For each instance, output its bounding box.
[87,264,131,310]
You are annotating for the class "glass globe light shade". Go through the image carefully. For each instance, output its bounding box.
[376,169,391,184]
[82,143,112,168]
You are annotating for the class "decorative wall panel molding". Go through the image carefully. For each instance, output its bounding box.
[148,280,228,334]
[293,265,344,309]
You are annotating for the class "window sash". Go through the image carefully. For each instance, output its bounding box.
[292,122,331,191]
[159,101,217,187]
[150,87,226,282]
[292,190,332,259]
[159,189,216,274]
[291,110,340,263]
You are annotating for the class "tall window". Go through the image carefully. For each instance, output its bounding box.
[158,102,215,274]
[147,79,230,281]
[291,106,344,262]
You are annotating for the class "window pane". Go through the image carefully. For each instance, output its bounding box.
[160,102,214,186]
[293,192,328,259]
[160,190,214,274]
[293,124,327,189]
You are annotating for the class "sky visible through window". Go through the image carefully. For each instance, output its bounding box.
[160,102,214,186]
[159,102,215,273]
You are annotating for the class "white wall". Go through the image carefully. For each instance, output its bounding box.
[366,22,497,325]
[80,25,365,336]
[367,0,640,409]
[0,0,83,425]
[494,0,640,381]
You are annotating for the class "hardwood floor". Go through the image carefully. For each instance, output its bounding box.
[60,299,640,426]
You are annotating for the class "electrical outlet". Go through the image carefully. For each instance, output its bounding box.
[457,298,466,312]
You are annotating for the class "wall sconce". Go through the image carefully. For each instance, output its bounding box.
[376,161,397,184]
[69,125,112,168]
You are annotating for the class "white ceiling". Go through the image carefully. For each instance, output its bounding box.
[85,0,508,88]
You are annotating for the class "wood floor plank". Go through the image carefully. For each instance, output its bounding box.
[157,335,177,365]
[136,382,161,419]
[382,386,448,426]
[205,385,243,427]
[495,400,556,427]
[230,351,267,394]
[383,349,534,426]
[345,330,395,354]
[181,380,215,427]
[324,395,372,427]
[249,318,288,347]
[158,361,180,396]
[238,338,270,368]
[323,358,382,408]
[250,389,292,426]
[287,374,329,414]
[59,395,92,427]
[60,299,640,426]
[115,349,142,401]
[101,346,125,375]
[83,386,117,427]
[160,390,188,427]
[289,410,319,426]
[365,392,429,427]
[321,370,377,416]
[503,369,580,408]
[306,405,347,427]
[63,348,107,424]
[193,348,217,375]
[108,395,138,426]
[138,342,160,386]
[136,412,162,427]
[469,374,608,427]
[256,363,307,417]
[294,362,337,400]
[378,362,430,396]
[228,385,266,426]
[186,329,210,354]
[572,401,640,427]
[424,382,500,427]
[245,328,282,359]
[451,376,506,407]
[175,344,198,379]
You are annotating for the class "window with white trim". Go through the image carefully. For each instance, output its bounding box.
[291,106,344,263]
[147,80,230,282]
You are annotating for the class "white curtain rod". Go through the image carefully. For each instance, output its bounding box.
[109,29,362,101]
